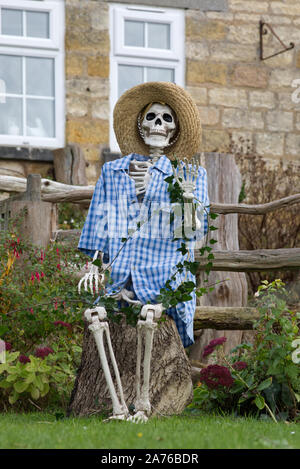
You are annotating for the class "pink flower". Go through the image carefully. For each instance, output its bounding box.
[56,248,60,256]
[30,273,35,284]
[41,272,45,278]
[57,264,61,271]
[233,361,248,371]
[54,320,72,331]
[5,342,12,351]
[30,308,34,314]
[200,365,234,390]
[35,272,40,282]
[19,355,31,364]
[34,347,54,359]
[202,337,227,358]
[54,300,58,310]
[40,251,45,262]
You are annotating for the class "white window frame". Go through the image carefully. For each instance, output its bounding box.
[109,3,185,153]
[0,0,65,149]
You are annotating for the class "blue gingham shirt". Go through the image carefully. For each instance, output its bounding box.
[78,153,209,347]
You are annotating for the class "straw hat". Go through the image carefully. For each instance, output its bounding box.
[113,82,201,160]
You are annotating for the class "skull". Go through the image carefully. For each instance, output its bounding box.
[140,103,177,149]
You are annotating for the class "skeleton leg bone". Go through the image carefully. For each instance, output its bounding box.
[128,304,163,423]
[84,307,129,420]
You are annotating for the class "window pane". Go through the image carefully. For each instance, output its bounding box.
[0,55,22,94]
[124,20,144,47]
[2,8,23,36]
[148,23,170,49]
[26,57,54,97]
[26,11,49,38]
[26,98,55,138]
[0,97,22,135]
[146,67,174,83]
[118,64,143,97]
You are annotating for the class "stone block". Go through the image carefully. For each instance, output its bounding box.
[186,17,227,40]
[66,96,89,118]
[87,55,109,78]
[227,24,258,44]
[186,86,207,105]
[266,111,294,132]
[185,42,209,61]
[232,66,269,88]
[230,0,269,12]
[186,61,227,85]
[296,51,300,68]
[286,133,300,156]
[66,54,85,77]
[91,99,110,120]
[249,91,275,109]
[198,106,220,125]
[67,119,109,145]
[210,43,257,62]
[270,69,298,88]
[66,78,109,97]
[255,132,284,157]
[201,129,230,152]
[230,131,253,152]
[296,113,300,131]
[209,88,247,108]
[271,2,300,15]
[223,109,264,129]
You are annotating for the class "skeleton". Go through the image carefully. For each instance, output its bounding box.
[79,102,201,423]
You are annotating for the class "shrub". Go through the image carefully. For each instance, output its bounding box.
[0,215,95,410]
[190,280,300,422]
[231,137,300,297]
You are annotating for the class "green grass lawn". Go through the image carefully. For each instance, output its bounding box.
[0,411,299,449]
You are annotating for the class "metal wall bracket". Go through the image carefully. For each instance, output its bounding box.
[259,21,295,60]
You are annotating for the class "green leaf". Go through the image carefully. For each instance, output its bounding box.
[257,377,272,392]
[5,352,20,363]
[13,380,29,393]
[254,395,265,410]
[0,380,11,389]
[8,391,20,405]
[30,386,40,400]
[209,212,218,220]
[40,382,50,397]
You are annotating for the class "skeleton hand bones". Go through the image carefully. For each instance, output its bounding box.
[78,250,110,295]
[172,156,200,200]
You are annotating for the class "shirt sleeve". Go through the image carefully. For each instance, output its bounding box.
[195,166,210,242]
[78,163,109,260]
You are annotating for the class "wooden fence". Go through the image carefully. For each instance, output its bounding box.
[0,172,299,331]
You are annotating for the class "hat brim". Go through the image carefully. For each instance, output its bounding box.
[113,82,201,160]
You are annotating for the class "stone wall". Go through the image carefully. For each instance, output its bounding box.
[65,0,110,184]
[65,0,300,185]
[186,0,300,161]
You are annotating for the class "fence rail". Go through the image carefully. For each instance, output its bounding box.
[1,175,299,215]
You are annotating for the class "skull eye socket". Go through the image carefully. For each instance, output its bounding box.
[163,113,173,123]
[146,112,156,121]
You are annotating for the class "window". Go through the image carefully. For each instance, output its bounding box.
[109,3,184,152]
[0,0,65,149]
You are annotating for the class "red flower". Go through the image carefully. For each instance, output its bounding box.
[34,347,54,359]
[57,263,61,270]
[5,342,12,351]
[35,272,40,282]
[54,320,72,331]
[233,361,248,371]
[199,365,234,390]
[19,355,31,364]
[202,337,227,358]
[41,272,45,278]
[30,273,35,284]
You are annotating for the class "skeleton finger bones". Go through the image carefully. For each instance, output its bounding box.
[78,251,109,295]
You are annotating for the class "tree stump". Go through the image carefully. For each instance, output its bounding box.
[190,152,251,362]
[68,315,193,417]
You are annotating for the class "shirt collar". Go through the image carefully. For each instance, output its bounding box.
[112,153,173,175]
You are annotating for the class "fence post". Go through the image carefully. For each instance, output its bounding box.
[0,174,57,247]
